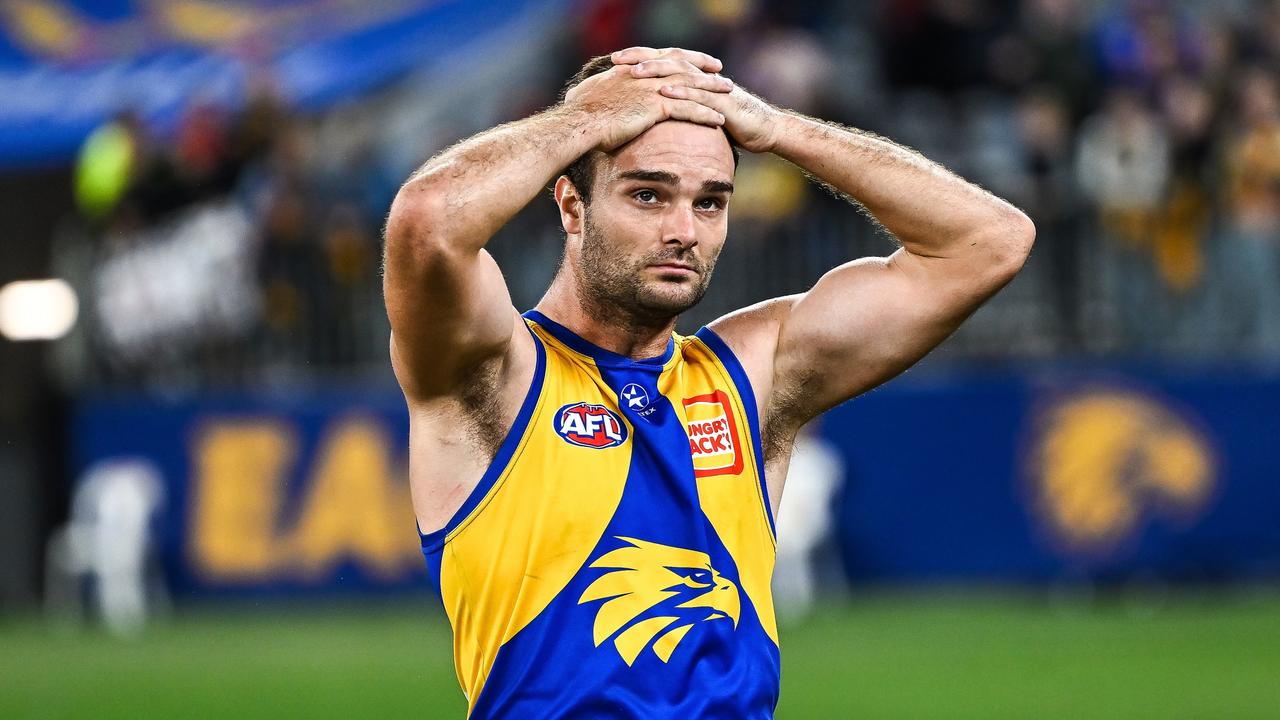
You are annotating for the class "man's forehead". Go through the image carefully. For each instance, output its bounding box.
[602,121,735,185]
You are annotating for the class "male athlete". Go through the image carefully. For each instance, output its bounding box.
[384,47,1034,718]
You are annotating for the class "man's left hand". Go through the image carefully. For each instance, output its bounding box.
[611,46,782,154]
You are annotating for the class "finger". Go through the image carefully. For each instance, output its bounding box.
[630,58,702,79]
[613,46,722,73]
[657,71,734,94]
[659,86,734,124]
[661,98,725,127]
[610,46,659,65]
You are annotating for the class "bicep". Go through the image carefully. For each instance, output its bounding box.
[383,195,519,399]
[773,248,997,420]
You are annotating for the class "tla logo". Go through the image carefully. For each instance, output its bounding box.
[620,383,650,410]
[555,402,628,449]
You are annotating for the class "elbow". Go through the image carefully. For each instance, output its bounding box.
[389,175,446,235]
[387,161,490,263]
[985,209,1036,283]
[385,180,453,263]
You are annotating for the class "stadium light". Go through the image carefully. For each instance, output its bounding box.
[0,279,79,341]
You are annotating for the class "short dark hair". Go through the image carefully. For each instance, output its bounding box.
[559,55,741,204]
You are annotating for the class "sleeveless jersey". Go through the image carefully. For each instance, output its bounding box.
[420,309,780,719]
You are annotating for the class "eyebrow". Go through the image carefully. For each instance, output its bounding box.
[616,169,734,194]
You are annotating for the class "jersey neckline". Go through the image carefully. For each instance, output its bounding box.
[523,309,675,369]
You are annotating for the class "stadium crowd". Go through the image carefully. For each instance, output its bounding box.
[62,0,1280,391]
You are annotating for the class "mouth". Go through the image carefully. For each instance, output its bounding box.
[649,262,697,276]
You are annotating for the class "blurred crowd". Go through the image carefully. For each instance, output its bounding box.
[65,88,392,389]
[62,0,1280,391]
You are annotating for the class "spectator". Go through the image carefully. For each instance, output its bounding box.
[1076,87,1170,352]
[1220,67,1280,356]
[1017,88,1083,348]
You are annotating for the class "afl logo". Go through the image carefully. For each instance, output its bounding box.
[555,402,629,449]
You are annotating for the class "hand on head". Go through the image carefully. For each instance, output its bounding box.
[564,46,781,154]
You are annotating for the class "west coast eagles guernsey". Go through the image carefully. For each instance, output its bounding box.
[419,310,780,719]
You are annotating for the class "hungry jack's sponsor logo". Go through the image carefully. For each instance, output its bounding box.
[682,390,744,477]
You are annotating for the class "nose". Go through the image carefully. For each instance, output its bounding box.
[661,206,698,249]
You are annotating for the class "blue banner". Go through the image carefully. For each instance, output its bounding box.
[0,0,560,168]
[72,366,1280,598]
[74,391,427,597]
[824,367,1280,584]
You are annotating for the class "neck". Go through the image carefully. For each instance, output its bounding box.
[536,275,677,361]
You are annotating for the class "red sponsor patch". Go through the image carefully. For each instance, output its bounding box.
[682,390,744,477]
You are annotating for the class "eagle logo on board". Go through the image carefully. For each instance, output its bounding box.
[554,402,628,449]
[578,536,741,666]
[1026,388,1216,554]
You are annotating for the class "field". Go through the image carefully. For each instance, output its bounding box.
[3,591,1279,719]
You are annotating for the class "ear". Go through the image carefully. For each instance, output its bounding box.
[554,175,584,235]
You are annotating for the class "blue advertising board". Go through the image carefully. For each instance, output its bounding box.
[73,391,427,598]
[824,367,1280,584]
[72,365,1280,598]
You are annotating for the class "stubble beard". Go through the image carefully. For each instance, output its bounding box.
[575,210,716,329]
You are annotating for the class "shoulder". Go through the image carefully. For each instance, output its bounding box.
[403,313,541,424]
[701,295,801,415]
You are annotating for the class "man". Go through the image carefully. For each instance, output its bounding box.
[384,47,1033,718]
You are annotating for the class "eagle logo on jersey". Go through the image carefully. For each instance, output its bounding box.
[578,537,741,666]
[554,402,628,449]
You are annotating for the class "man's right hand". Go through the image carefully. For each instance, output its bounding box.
[564,50,735,151]
[385,47,734,402]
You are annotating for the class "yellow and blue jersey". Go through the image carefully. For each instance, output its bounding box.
[420,309,779,719]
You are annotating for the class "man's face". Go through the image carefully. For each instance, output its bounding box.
[572,121,735,324]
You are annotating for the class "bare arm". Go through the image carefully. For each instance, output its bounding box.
[764,113,1036,422]
[384,106,597,399]
[639,58,1034,430]
[384,58,732,399]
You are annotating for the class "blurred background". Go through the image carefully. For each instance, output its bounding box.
[1,0,1279,717]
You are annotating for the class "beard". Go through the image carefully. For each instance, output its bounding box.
[574,211,716,327]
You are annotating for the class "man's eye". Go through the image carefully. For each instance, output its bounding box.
[696,198,724,211]
[634,190,658,203]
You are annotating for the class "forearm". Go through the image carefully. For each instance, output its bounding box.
[768,112,1028,260]
[392,105,601,252]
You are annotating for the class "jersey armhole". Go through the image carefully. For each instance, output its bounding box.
[418,319,548,553]
[692,326,777,539]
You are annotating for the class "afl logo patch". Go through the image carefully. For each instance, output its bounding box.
[555,402,628,449]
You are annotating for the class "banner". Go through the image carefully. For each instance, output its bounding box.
[823,368,1280,584]
[74,392,426,597]
[0,0,561,167]
[72,366,1280,598]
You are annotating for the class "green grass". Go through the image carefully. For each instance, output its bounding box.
[2,592,1278,719]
